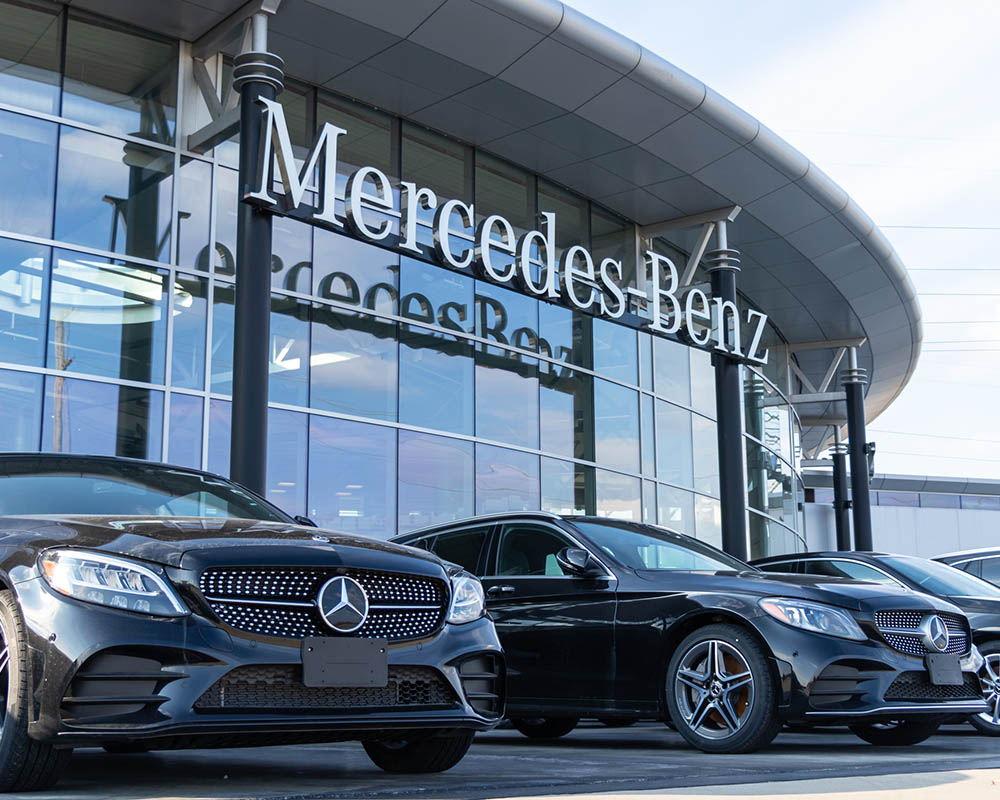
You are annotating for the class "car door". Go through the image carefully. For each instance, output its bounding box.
[480,521,616,713]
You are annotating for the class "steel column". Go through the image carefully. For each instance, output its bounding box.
[843,348,873,551]
[831,428,851,551]
[229,14,284,493]
[705,222,748,560]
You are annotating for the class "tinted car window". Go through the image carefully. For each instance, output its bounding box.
[496,525,573,576]
[881,555,1000,598]
[430,527,488,574]
[757,561,801,574]
[979,557,1000,586]
[570,520,747,572]
[803,560,899,586]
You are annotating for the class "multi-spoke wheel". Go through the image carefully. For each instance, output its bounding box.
[0,590,72,791]
[665,624,780,753]
[970,642,1000,736]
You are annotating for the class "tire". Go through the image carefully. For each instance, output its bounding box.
[0,590,72,792]
[665,623,781,754]
[510,717,579,739]
[598,717,637,728]
[363,730,474,773]
[849,719,940,746]
[970,641,1000,736]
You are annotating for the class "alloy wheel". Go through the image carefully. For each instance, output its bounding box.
[674,639,755,740]
[978,653,1000,728]
[0,624,7,733]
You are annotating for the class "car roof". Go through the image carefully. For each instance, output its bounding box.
[935,547,1000,561]
[393,510,563,539]
[751,551,894,564]
[0,452,223,481]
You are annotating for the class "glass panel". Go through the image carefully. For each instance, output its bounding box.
[541,457,591,516]
[207,398,230,477]
[0,1,61,114]
[981,558,1000,584]
[166,393,201,470]
[62,14,177,144]
[692,415,719,497]
[171,273,206,390]
[746,440,795,526]
[317,93,395,182]
[475,152,533,232]
[308,415,395,536]
[960,495,1000,510]
[655,400,693,488]
[695,494,722,548]
[593,318,637,385]
[653,336,691,406]
[591,206,634,290]
[0,110,57,237]
[0,238,48,366]
[176,157,211,269]
[210,282,234,395]
[214,167,238,274]
[919,493,961,509]
[749,513,804,560]
[476,346,538,449]
[642,479,656,524]
[475,444,539,514]
[42,375,162,459]
[48,250,167,384]
[0,368,41,450]
[595,469,641,521]
[475,280,538,350]
[397,431,474,533]
[55,128,173,262]
[638,332,652,390]
[744,369,792,464]
[271,216,312,293]
[594,379,639,474]
[538,179,588,255]
[875,490,919,507]
[269,294,310,407]
[496,524,573,576]
[689,348,716,418]
[402,123,469,253]
[540,303,592,370]
[640,393,655,476]
[657,484,694,536]
[313,230,399,316]
[428,526,488,573]
[266,408,307,518]
[540,367,592,460]
[310,306,397,421]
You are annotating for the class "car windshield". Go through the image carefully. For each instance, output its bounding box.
[881,555,1000,598]
[569,520,750,572]
[0,459,291,522]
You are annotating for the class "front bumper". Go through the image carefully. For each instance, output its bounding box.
[15,577,503,747]
[750,615,989,725]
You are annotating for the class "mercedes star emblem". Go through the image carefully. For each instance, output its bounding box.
[317,576,369,633]
[919,614,950,653]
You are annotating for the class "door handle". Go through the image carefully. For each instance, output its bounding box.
[487,585,515,596]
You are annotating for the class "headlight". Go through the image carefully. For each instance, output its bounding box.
[759,597,866,641]
[447,574,485,624]
[40,549,188,617]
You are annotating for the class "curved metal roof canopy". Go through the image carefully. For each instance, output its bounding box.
[69,0,922,450]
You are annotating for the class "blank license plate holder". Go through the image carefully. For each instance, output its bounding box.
[301,637,388,688]
[925,653,963,686]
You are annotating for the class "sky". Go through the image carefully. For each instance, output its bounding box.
[568,0,1000,480]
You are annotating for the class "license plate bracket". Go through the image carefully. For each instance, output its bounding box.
[925,652,963,686]
[301,637,388,688]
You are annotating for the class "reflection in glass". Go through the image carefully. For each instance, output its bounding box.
[695,494,722,548]
[475,280,537,350]
[213,167,238,274]
[591,207,634,287]
[171,273,206,390]
[317,95,395,178]
[313,230,399,316]
[638,332,652,390]
[399,328,474,435]
[398,431,474,533]
[0,111,57,238]
[271,215,312,293]
[475,444,539,514]
[538,179,588,255]
[640,393,655,476]
[207,398,230,477]
[642,479,656,524]
[176,157,211,269]
[267,408,307,518]
[402,123,469,253]
[653,336,691,406]
[692,415,719,496]
[0,2,61,114]
[594,379,639,473]
[55,127,173,262]
[690,348,716,418]
[593,317,636,385]
[745,439,795,526]
[167,392,201,469]
[48,250,167,384]
[42,375,162,459]
[62,14,177,144]
[541,457,591,515]
[308,415,395,536]
[476,346,538,448]
[595,469,641,521]
[269,295,310,407]
[311,306,397,422]
[658,484,694,536]
[0,369,41,450]
[0,238,48,366]
[210,283,234,395]
[540,367,593,460]
[749,512,805,560]
[655,400,693,489]
[744,368,792,464]
[476,152,534,232]
[540,303,592,370]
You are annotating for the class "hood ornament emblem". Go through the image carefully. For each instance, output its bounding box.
[317,576,369,633]
[919,614,950,653]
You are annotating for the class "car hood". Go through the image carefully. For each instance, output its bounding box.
[633,568,964,614]
[3,515,448,577]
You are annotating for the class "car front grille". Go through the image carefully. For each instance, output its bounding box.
[873,610,970,656]
[199,567,448,642]
[194,665,458,712]
[884,671,983,701]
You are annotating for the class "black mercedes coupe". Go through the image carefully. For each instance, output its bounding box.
[0,454,503,792]
[393,512,987,753]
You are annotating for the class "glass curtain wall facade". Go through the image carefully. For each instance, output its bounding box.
[0,2,805,556]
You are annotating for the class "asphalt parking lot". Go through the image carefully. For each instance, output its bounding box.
[15,721,1000,800]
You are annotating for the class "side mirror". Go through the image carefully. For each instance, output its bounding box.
[294,515,318,528]
[556,547,602,577]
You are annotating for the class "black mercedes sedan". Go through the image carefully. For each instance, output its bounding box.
[393,513,987,754]
[0,454,504,792]
[752,550,1000,735]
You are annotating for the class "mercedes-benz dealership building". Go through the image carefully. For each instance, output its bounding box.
[0,0,921,558]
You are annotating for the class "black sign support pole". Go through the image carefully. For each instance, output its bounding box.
[706,222,748,561]
[843,347,873,551]
[229,21,284,494]
[831,432,852,551]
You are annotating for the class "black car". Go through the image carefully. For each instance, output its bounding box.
[393,513,987,754]
[752,550,1000,735]
[936,548,1000,588]
[0,454,504,792]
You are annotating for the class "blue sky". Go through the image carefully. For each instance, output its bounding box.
[568,0,1000,479]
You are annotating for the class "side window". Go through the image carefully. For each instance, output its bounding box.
[805,560,899,586]
[757,561,802,575]
[496,525,574,577]
[979,557,1000,586]
[407,536,434,552]
[959,559,982,577]
[429,527,488,575]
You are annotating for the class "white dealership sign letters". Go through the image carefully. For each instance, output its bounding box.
[247,97,769,365]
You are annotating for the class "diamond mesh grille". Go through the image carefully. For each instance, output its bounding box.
[873,610,970,656]
[884,671,982,701]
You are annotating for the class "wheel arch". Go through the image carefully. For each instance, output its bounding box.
[973,631,1000,649]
